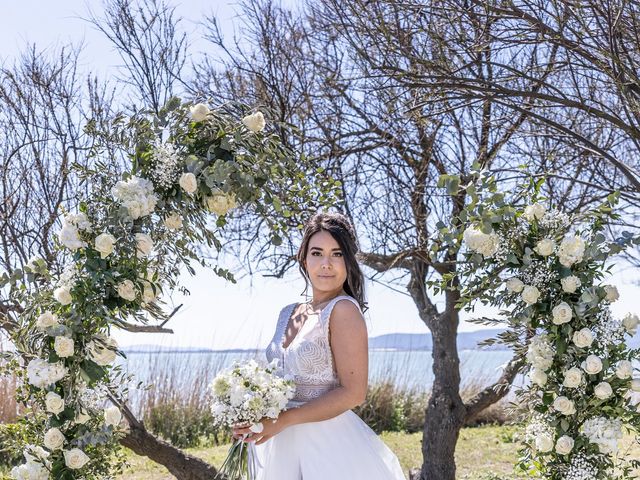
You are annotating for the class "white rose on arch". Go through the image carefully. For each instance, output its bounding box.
[54,336,75,358]
[63,448,90,469]
[206,192,237,216]
[523,203,546,222]
[104,405,122,427]
[562,367,583,388]
[530,368,548,387]
[551,301,573,325]
[582,355,603,375]
[135,233,153,258]
[36,311,59,331]
[558,235,586,267]
[45,392,65,415]
[242,111,266,132]
[54,286,72,306]
[521,285,540,305]
[535,432,554,452]
[43,428,65,451]
[87,335,118,366]
[117,279,137,302]
[561,275,581,293]
[572,328,593,348]
[603,285,620,302]
[534,238,555,257]
[189,103,210,122]
[615,360,633,380]
[555,435,574,455]
[594,382,613,400]
[505,277,524,293]
[553,396,576,415]
[179,172,198,194]
[94,233,116,259]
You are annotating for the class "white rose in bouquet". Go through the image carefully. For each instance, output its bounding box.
[86,335,118,366]
[582,355,603,375]
[45,392,65,415]
[43,428,65,450]
[615,360,633,380]
[535,432,554,452]
[553,396,576,415]
[505,277,525,293]
[558,235,585,267]
[563,367,583,388]
[530,368,548,387]
[534,238,555,257]
[555,435,574,455]
[104,405,122,427]
[594,382,613,400]
[572,328,593,348]
[54,286,72,305]
[206,192,237,216]
[164,212,183,230]
[36,311,59,331]
[552,301,573,325]
[94,233,116,259]
[179,172,198,194]
[524,203,546,222]
[54,336,74,358]
[117,279,137,302]
[603,285,620,302]
[135,233,153,258]
[561,275,581,293]
[622,313,639,335]
[521,285,541,305]
[242,111,266,132]
[63,448,89,469]
[189,103,210,122]
[112,177,157,219]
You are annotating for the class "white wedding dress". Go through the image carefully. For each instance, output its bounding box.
[254,295,406,479]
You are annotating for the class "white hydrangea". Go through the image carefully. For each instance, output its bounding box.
[558,235,586,267]
[111,176,157,220]
[581,417,623,454]
[523,203,546,222]
[526,335,555,371]
[26,359,68,389]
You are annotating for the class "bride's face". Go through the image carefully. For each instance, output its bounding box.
[304,230,348,293]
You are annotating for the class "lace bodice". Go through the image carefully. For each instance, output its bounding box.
[265,295,362,404]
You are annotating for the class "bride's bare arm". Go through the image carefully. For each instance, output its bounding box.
[233,299,368,444]
[279,300,369,421]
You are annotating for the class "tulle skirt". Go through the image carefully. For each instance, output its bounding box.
[252,409,406,479]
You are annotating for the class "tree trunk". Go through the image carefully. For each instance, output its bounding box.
[420,294,466,480]
[120,420,227,480]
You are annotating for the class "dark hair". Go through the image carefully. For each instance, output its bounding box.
[296,212,368,313]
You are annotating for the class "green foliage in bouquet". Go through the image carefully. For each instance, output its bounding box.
[1,99,340,479]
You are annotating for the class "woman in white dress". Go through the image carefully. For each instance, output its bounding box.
[232,212,406,479]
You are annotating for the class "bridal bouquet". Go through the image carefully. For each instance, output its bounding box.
[209,359,295,480]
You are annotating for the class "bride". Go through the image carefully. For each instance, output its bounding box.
[232,212,406,479]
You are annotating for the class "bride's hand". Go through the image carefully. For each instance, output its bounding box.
[232,416,287,445]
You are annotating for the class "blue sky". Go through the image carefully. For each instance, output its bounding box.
[3,1,639,350]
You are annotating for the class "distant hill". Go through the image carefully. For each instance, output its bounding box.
[122,330,640,354]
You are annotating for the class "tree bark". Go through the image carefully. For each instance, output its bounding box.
[419,295,466,480]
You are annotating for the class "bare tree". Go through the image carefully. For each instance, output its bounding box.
[191,0,638,478]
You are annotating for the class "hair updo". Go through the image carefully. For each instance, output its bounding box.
[296,211,368,312]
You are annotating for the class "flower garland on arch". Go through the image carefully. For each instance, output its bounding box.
[439,172,640,479]
[2,99,340,479]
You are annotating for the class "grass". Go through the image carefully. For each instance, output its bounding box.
[113,424,640,480]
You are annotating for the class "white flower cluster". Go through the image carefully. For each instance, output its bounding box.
[111,176,158,220]
[10,445,50,480]
[581,417,623,454]
[526,334,555,371]
[58,213,91,251]
[150,142,182,190]
[592,307,625,347]
[462,227,500,257]
[26,359,68,389]
[538,209,571,232]
[524,415,555,452]
[564,453,599,480]
[206,191,237,216]
[209,359,295,428]
[557,235,586,267]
